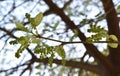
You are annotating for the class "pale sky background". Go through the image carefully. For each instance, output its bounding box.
[0,0,120,76]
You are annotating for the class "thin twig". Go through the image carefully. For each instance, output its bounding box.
[37,34,119,45]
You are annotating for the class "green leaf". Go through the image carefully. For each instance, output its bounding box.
[15,51,21,58]
[49,53,54,67]
[26,12,43,29]
[87,24,108,42]
[15,45,27,58]
[31,37,40,44]
[117,5,120,13]
[34,12,43,26]
[15,22,29,32]
[34,45,42,54]
[56,46,65,58]
[18,36,30,45]
[86,37,93,43]
[9,40,18,45]
[106,35,118,48]
[80,19,93,25]
[69,29,78,41]
[53,21,59,30]
[35,64,41,69]
[55,46,66,64]
[10,36,30,58]
[10,36,30,45]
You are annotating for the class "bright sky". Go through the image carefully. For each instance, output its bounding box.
[1,0,120,76]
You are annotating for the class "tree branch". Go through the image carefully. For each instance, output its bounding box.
[35,57,100,74]
[101,0,120,74]
[0,27,16,38]
[44,0,112,71]
[37,34,119,45]
[62,0,73,10]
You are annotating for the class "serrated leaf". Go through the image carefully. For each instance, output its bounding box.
[106,35,118,48]
[15,22,29,32]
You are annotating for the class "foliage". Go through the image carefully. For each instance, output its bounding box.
[86,24,118,48]
[86,24,108,42]
[10,12,119,68]
[10,36,30,58]
[117,5,120,13]
[106,35,118,48]
[1,0,120,76]
[25,13,43,29]
[9,13,66,66]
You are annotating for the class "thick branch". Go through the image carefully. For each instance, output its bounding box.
[35,58,100,74]
[101,0,120,74]
[101,0,120,36]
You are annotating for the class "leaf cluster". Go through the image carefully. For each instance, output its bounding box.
[9,12,66,66]
[10,36,30,58]
[34,44,65,66]
[87,24,107,42]
[86,24,118,48]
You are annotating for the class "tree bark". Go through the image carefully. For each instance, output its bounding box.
[101,0,120,76]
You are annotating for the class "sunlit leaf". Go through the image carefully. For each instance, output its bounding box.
[18,36,30,45]
[56,46,65,58]
[87,24,108,42]
[10,36,30,58]
[9,36,30,45]
[117,5,120,13]
[15,22,29,32]
[34,12,43,26]
[31,37,40,44]
[26,12,43,29]
[55,46,66,64]
[106,35,118,48]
